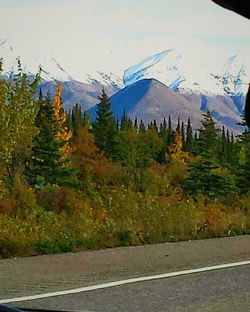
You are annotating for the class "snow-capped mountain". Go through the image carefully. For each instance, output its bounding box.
[123,49,249,97]
[1,39,248,97]
[89,78,204,129]
[121,48,249,132]
[88,78,246,133]
[1,39,248,132]
[0,39,123,88]
[39,80,119,112]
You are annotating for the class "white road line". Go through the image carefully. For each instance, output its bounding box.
[1,260,250,304]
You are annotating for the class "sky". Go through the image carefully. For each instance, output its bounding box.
[0,0,250,82]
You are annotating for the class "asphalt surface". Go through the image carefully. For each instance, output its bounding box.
[1,235,250,311]
[14,265,250,312]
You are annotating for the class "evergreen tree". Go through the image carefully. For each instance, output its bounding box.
[120,109,128,131]
[219,126,227,164]
[116,117,119,131]
[66,109,72,131]
[148,121,153,130]
[159,118,167,139]
[195,111,220,159]
[168,115,172,133]
[139,120,146,133]
[158,118,168,162]
[185,117,193,152]
[71,103,82,139]
[184,112,236,198]
[167,115,174,146]
[153,119,158,132]
[184,159,236,198]
[134,117,138,129]
[218,126,235,167]
[83,111,91,129]
[226,128,230,142]
[120,109,133,130]
[27,93,77,188]
[176,117,180,133]
[127,117,133,129]
[231,132,234,144]
[92,90,117,157]
[181,121,185,149]
[236,130,250,194]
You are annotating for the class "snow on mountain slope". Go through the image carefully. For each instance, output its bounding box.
[0,40,123,87]
[123,49,249,96]
[1,39,248,96]
[0,39,248,132]
[84,71,123,88]
[121,49,248,132]
[88,77,246,133]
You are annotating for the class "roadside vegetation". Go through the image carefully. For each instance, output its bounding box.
[0,60,249,258]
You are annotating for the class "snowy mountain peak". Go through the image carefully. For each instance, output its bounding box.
[123,49,173,86]
[1,39,248,97]
[0,40,123,87]
[123,49,249,96]
[84,71,123,88]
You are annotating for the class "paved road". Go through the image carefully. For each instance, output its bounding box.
[13,265,250,312]
[1,236,250,311]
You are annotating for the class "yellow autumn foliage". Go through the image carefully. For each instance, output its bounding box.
[53,82,72,154]
[169,129,189,162]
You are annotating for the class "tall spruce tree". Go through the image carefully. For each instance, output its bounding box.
[27,92,77,188]
[181,121,185,149]
[159,118,167,139]
[176,117,180,133]
[236,129,250,194]
[185,117,193,152]
[83,111,91,129]
[139,120,146,133]
[120,109,128,131]
[120,109,133,131]
[158,118,168,162]
[195,111,220,158]
[219,126,231,165]
[92,90,117,157]
[134,117,138,129]
[167,115,175,146]
[184,112,236,198]
[71,103,83,139]
[153,119,158,132]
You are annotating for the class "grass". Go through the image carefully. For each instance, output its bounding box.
[0,187,249,258]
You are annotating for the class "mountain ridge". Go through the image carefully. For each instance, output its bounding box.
[123,49,249,97]
[1,42,248,132]
[88,78,246,133]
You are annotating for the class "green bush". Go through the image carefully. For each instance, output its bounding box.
[117,230,132,246]
[1,183,249,258]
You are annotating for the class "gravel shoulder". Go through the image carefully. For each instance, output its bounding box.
[1,235,250,299]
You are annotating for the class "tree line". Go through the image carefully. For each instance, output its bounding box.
[1,60,250,257]
[0,60,249,201]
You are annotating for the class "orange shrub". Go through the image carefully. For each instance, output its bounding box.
[37,185,92,215]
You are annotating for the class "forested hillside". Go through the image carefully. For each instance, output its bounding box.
[0,61,249,258]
